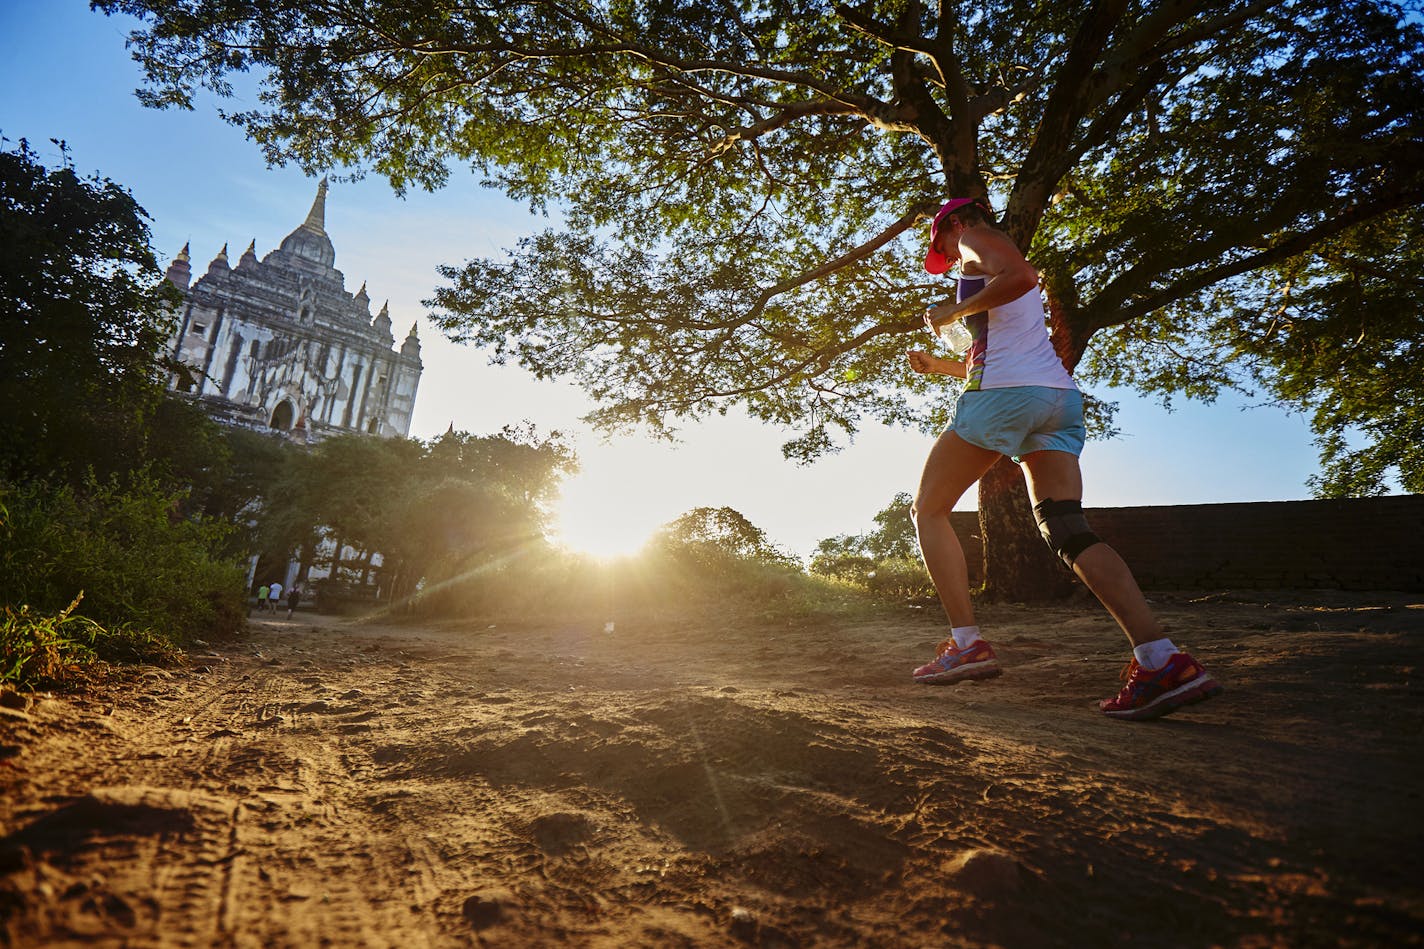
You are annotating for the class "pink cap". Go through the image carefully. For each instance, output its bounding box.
[923,198,981,274]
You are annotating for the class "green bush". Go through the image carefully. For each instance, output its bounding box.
[809,551,937,602]
[864,556,938,601]
[807,548,877,585]
[0,595,185,690]
[0,475,247,649]
[396,538,863,628]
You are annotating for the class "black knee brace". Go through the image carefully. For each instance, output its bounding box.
[1033,498,1101,568]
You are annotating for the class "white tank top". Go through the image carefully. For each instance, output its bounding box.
[955,277,1076,391]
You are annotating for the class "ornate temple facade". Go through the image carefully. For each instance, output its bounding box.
[164,180,422,440]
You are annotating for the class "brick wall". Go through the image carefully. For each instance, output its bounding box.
[950,495,1424,592]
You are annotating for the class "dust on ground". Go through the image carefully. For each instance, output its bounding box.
[2,590,1422,948]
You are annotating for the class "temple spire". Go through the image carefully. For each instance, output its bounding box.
[278,178,336,266]
[401,322,422,361]
[204,243,231,280]
[166,241,193,289]
[303,177,329,232]
[372,300,393,340]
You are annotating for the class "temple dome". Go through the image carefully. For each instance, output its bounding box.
[278,178,336,268]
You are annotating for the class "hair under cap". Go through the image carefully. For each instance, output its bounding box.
[924,197,990,274]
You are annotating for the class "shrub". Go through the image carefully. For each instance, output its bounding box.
[0,475,247,649]
[810,550,937,603]
[864,556,938,601]
[0,595,185,690]
[396,538,863,629]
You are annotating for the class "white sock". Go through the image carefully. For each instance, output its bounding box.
[1132,638,1179,670]
[951,625,982,649]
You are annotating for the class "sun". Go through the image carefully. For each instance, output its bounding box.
[553,472,661,560]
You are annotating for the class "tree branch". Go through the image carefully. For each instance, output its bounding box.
[1318,253,1424,289]
[834,1,937,58]
[712,99,866,154]
[1006,0,1132,243]
[746,203,937,322]
[1087,188,1424,331]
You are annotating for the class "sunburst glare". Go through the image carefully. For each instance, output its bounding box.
[553,469,665,560]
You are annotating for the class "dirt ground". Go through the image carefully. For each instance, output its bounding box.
[2,589,1421,948]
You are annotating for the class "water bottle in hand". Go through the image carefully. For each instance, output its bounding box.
[939,319,973,356]
[941,275,986,356]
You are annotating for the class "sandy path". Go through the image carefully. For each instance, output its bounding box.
[2,591,1422,947]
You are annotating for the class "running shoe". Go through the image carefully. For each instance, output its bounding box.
[912,638,1002,685]
[1099,652,1222,721]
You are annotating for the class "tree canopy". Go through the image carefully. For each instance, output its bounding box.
[98,0,1424,495]
[655,505,799,568]
[257,427,577,602]
[0,141,255,653]
[0,138,182,482]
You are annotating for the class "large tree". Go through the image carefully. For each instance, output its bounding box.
[97,0,1424,597]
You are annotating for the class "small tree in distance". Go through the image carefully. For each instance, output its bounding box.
[811,492,939,601]
[655,506,801,569]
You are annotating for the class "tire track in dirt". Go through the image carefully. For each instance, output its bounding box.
[188,634,450,947]
[0,625,491,947]
[0,786,238,945]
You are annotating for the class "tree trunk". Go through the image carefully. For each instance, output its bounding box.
[976,458,1077,602]
[297,541,313,586]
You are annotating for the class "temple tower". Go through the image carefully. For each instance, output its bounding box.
[165,179,423,440]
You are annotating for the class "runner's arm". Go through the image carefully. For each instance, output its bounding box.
[927,229,1040,328]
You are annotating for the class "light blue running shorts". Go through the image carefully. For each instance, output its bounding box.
[947,386,1086,462]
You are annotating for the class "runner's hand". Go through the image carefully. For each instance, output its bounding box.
[924,301,955,335]
[908,350,959,376]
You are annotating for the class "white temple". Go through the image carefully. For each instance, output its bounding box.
[164,179,422,440]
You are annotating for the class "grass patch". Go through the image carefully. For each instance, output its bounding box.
[0,591,189,692]
[0,594,99,689]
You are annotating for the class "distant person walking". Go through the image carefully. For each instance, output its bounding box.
[906,197,1222,721]
[268,580,283,614]
[285,585,301,620]
[256,584,269,614]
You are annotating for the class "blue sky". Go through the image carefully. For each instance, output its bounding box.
[0,2,1348,558]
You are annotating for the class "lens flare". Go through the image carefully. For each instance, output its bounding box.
[553,472,662,560]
